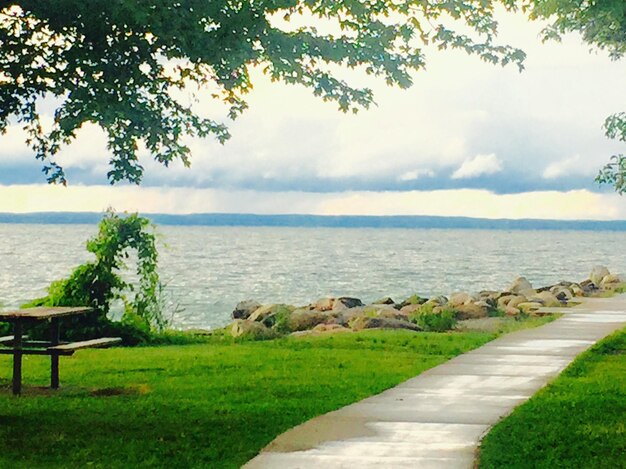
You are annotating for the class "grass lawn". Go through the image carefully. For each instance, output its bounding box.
[0,317,552,469]
[479,326,626,469]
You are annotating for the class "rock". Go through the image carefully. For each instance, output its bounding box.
[400,304,421,316]
[590,265,610,286]
[349,316,421,332]
[531,291,561,307]
[311,324,352,334]
[333,297,364,310]
[579,279,598,295]
[550,286,573,301]
[372,297,395,305]
[232,300,261,320]
[449,292,472,307]
[555,281,574,288]
[333,307,366,325]
[287,310,334,332]
[362,304,401,316]
[517,302,543,313]
[497,295,516,308]
[508,277,533,294]
[507,296,527,309]
[248,304,295,327]
[377,309,411,321]
[424,296,448,307]
[600,274,621,289]
[478,290,501,301]
[230,320,278,340]
[504,306,521,317]
[313,298,335,311]
[454,303,488,320]
[519,288,537,298]
[399,294,427,308]
[570,283,584,296]
[341,305,408,324]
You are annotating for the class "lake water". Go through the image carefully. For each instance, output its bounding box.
[1,224,625,329]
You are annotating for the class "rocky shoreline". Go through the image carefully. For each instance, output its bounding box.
[224,265,623,340]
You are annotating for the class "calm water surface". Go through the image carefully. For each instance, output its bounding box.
[1,224,624,329]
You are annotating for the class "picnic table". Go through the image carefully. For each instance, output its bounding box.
[0,307,121,395]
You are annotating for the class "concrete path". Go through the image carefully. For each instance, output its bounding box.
[244,296,626,469]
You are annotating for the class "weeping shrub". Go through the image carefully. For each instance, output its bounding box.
[24,209,166,342]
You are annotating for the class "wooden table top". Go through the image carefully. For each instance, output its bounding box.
[0,307,93,321]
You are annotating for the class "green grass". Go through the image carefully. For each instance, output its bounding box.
[0,317,553,469]
[479,326,626,469]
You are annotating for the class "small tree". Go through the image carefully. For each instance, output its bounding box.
[30,209,166,335]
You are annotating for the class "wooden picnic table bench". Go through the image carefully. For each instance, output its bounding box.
[0,307,121,395]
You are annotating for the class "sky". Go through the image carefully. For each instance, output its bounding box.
[1,8,626,219]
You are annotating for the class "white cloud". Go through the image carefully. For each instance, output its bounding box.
[0,184,624,221]
[1,7,626,201]
[542,154,598,179]
[452,154,503,179]
[398,169,435,181]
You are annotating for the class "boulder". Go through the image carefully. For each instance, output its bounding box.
[579,279,598,295]
[424,295,448,307]
[287,310,334,332]
[248,304,295,327]
[400,304,421,316]
[333,297,364,310]
[497,295,516,308]
[232,300,261,320]
[600,274,621,289]
[570,283,585,297]
[550,286,573,301]
[504,306,521,317]
[478,290,502,301]
[449,292,472,307]
[376,309,411,321]
[362,304,402,317]
[474,300,491,309]
[531,291,561,307]
[507,296,527,309]
[517,302,543,313]
[590,265,610,286]
[508,277,533,294]
[399,294,427,308]
[313,298,335,311]
[372,297,395,305]
[334,307,365,325]
[349,316,421,332]
[454,302,488,320]
[230,320,278,340]
[519,288,537,298]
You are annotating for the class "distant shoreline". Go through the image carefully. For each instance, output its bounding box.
[1,212,626,231]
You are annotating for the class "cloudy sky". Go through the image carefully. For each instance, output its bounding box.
[1,9,626,219]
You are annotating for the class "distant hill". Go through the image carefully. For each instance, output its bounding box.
[1,212,626,231]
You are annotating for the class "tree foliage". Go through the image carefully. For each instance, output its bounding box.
[29,209,166,333]
[0,0,526,184]
[529,0,626,193]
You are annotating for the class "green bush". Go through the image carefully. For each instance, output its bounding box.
[272,307,293,335]
[411,308,457,332]
[21,209,168,345]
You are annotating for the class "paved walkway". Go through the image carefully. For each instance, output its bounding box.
[244,296,626,468]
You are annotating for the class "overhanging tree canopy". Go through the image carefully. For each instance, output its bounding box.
[0,0,526,184]
[529,0,626,193]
